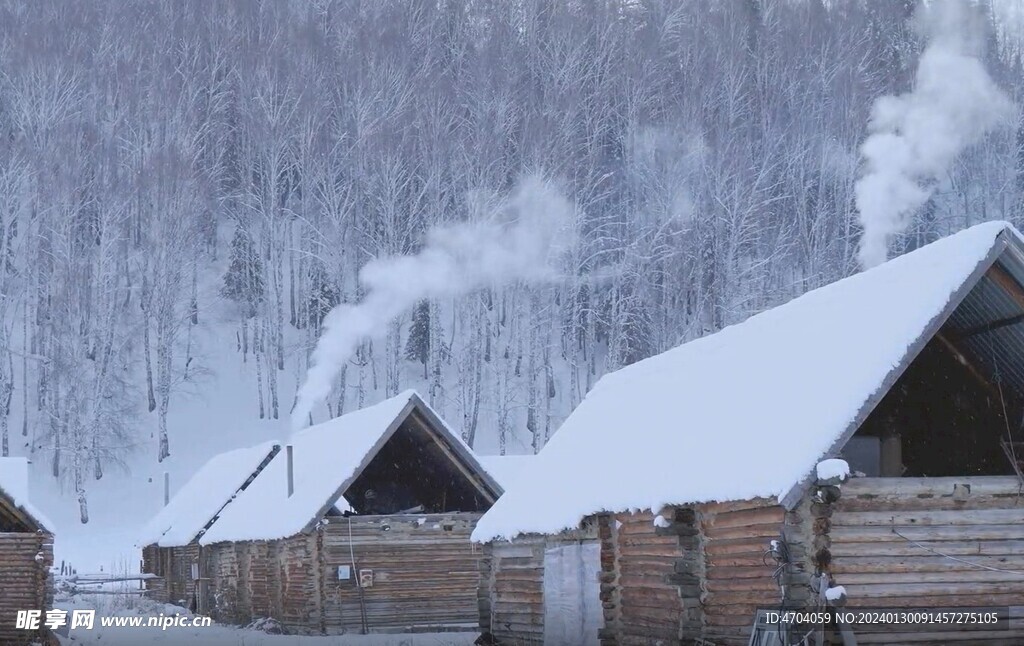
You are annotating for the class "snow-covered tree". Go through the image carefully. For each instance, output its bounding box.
[0,0,1018,519]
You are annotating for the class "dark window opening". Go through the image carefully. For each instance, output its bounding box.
[343,411,492,514]
[848,332,1017,478]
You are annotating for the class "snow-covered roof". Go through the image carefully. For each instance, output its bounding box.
[201,390,503,544]
[478,455,534,490]
[473,221,1020,542]
[0,457,54,533]
[137,441,280,547]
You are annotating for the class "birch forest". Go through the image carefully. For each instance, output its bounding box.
[1,0,1023,521]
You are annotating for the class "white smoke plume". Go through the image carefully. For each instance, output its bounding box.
[291,175,576,430]
[855,1,1014,269]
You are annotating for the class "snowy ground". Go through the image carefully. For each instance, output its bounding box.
[54,595,477,646]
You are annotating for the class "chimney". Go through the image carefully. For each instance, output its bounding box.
[163,472,170,507]
[286,445,294,498]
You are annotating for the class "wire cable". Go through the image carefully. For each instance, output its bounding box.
[890,523,1024,576]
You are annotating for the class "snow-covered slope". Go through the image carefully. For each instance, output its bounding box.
[473,221,1015,542]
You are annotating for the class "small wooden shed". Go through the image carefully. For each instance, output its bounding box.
[0,458,55,645]
[138,440,281,609]
[145,390,506,635]
[474,221,1024,646]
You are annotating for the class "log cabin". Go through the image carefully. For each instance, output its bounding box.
[473,221,1024,646]
[142,390,506,635]
[138,440,281,608]
[0,458,55,645]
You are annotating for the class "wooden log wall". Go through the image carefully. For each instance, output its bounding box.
[204,543,239,623]
[198,513,490,635]
[154,544,199,607]
[140,544,157,575]
[483,507,787,646]
[141,545,192,606]
[611,510,688,645]
[786,495,821,610]
[0,530,54,645]
[486,536,546,644]
[235,542,252,620]
[140,545,169,603]
[695,499,786,646]
[184,545,199,606]
[247,541,276,620]
[478,478,1024,646]
[150,540,310,627]
[829,476,1024,645]
[277,533,318,632]
[477,539,493,636]
[144,577,167,605]
[596,514,620,646]
[319,513,483,634]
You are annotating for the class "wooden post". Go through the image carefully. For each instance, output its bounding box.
[163,472,169,506]
[880,434,902,477]
[286,445,294,498]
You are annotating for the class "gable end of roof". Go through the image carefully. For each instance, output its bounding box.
[0,485,49,533]
[299,396,419,534]
[298,393,505,534]
[406,392,505,500]
[779,229,1014,509]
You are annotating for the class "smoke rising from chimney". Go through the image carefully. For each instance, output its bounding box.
[291,175,576,430]
[855,1,1013,269]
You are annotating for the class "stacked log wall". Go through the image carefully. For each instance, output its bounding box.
[144,576,167,605]
[184,545,201,607]
[785,495,821,610]
[829,476,1024,645]
[247,542,274,619]
[696,498,785,646]
[198,514,485,634]
[596,514,620,646]
[612,510,688,645]
[481,479,1024,646]
[147,545,197,607]
[477,541,494,635]
[276,533,317,632]
[140,544,157,576]
[204,543,239,623]
[319,513,483,634]
[0,531,53,645]
[235,542,252,620]
[485,535,549,644]
[140,545,169,603]
[484,523,604,644]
